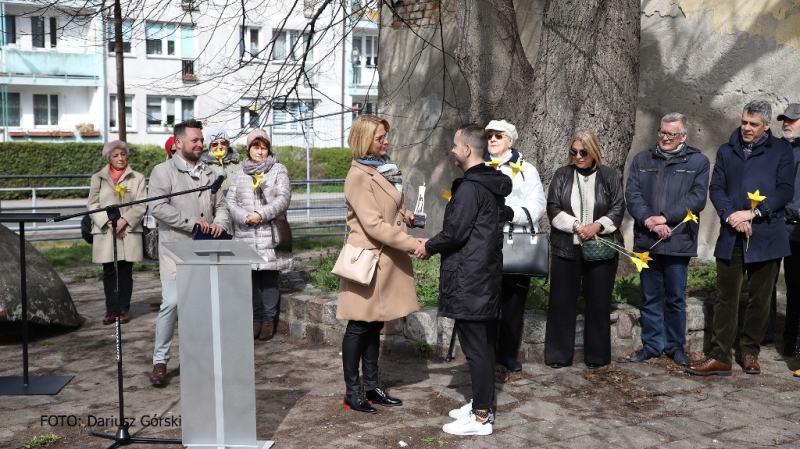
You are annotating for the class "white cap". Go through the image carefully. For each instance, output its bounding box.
[485,120,518,142]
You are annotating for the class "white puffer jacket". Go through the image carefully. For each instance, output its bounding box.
[226,164,293,271]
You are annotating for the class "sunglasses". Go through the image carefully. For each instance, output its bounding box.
[488,133,506,140]
[569,148,589,158]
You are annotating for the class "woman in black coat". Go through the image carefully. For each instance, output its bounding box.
[544,130,625,369]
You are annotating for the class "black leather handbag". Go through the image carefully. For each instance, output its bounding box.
[502,207,549,277]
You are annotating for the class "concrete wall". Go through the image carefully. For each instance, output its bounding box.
[381,0,800,259]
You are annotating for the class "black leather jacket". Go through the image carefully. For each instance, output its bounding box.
[546,164,626,259]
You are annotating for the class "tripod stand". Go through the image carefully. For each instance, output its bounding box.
[54,182,219,448]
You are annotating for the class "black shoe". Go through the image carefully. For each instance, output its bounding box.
[501,357,523,372]
[365,387,403,406]
[586,363,606,370]
[782,345,797,357]
[343,392,377,414]
[548,363,565,369]
[629,349,655,363]
[671,350,691,366]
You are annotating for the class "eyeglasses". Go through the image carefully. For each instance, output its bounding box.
[209,141,227,148]
[569,148,589,158]
[657,130,681,140]
[488,133,506,141]
[375,133,389,143]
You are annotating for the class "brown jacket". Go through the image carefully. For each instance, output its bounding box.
[336,160,420,322]
[88,165,146,264]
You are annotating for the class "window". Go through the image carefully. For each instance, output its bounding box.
[146,22,177,56]
[146,96,194,130]
[49,17,57,47]
[107,19,133,53]
[352,35,377,68]
[241,105,260,129]
[3,15,16,45]
[109,95,133,129]
[180,25,194,58]
[0,92,21,126]
[33,94,58,126]
[273,102,314,132]
[31,17,45,48]
[182,59,196,82]
[239,27,261,58]
[272,30,311,62]
[352,101,376,119]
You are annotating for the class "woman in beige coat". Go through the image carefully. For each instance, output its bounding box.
[337,115,422,414]
[87,140,146,325]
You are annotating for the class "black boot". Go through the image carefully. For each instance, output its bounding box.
[365,386,403,406]
[343,391,377,414]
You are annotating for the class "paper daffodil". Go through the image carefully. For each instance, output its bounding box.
[681,209,698,224]
[486,159,502,170]
[114,184,128,200]
[213,147,226,165]
[251,173,264,189]
[442,189,452,201]
[630,256,647,272]
[748,190,766,211]
[508,160,526,178]
[633,251,653,265]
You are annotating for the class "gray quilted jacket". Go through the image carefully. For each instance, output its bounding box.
[226,164,293,271]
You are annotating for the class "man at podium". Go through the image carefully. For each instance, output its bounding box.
[147,119,230,387]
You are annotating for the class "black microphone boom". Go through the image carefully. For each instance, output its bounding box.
[210,171,227,194]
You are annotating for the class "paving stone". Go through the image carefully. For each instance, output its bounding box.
[633,375,704,393]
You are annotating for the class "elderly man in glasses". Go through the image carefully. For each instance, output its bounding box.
[625,112,710,367]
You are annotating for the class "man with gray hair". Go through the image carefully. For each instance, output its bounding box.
[777,104,800,361]
[625,113,709,366]
[687,100,794,376]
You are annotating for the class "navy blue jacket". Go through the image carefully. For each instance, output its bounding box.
[709,129,794,262]
[783,139,800,242]
[625,144,710,256]
[425,164,512,321]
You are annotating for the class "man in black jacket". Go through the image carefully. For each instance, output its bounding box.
[777,104,800,360]
[625,112,709,366]
[416,124,512,436]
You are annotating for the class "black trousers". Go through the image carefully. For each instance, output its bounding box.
[252,270,280,323]
[545,249,617,366]
[497,274,531,360]
[784,241,800,355]
[102,261,133,313]
[456,319,496,410]
[342,320,384,395]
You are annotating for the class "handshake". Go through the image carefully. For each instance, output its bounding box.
[413,238,430,260]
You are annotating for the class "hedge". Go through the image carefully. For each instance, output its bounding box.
[0,142,352,200]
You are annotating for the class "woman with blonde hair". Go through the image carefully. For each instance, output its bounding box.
[544,130,625,370]
[336,114,422,413]
[87,140,146,325]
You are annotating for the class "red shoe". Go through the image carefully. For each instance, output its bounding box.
[118,311,130,324]
[103,311,115,325]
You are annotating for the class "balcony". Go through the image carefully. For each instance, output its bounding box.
[182,59,198,83]
[1,48,103,86]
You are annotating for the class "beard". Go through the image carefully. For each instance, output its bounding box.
[784,128,798,142]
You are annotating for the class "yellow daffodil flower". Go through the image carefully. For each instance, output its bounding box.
[681,209,699,224]
[251,173,265,189]
[486,159,502,170]
[442,189,452,201]
[630,257,646,272]
[508,160,526,178]
[634,251,653,265]
[114,184,128,200]
[213,147,226,165]
[747,190,766,211]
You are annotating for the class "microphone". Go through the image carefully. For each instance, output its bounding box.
[210,171,227,194]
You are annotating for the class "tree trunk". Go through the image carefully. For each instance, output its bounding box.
[456,0,640,195]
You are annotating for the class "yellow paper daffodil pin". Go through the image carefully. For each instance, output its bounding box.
[630,256,646,273]
[634,251,653,265]
[442,189,452,201]
[212,147,226,165]
[114,184,128,200]
[747,190,766,210]
[681,208,699,224]
[508,160,526,178]
[251,173,265,189]
[486,159,502,170]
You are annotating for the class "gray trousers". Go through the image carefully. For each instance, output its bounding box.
[153,279,178,365]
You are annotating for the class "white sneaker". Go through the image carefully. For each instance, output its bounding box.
[442,411,493,436]
[448,400,473,420]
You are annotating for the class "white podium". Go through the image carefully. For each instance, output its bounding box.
[163,240,273,449]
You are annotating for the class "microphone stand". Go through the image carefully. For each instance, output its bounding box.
[52,182,219,448]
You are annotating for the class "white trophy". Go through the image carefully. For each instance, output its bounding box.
[413,183,426,228]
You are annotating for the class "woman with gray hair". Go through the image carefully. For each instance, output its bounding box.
[87,140,147,325]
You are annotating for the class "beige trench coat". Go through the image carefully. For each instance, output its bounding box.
[336,160,420,322]
[88,165,146,264]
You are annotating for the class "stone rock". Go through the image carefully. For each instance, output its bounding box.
[0,225,83,329]
[522,309,547,344]
[404,309,437,344]
[685,297,706,331]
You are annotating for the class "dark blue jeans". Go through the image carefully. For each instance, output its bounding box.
[639,254,690,357]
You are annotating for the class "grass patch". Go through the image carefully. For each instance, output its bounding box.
[292,237,345,252]
[34,240,158,279]
[21,433,59,448]
[290,184,344,194]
